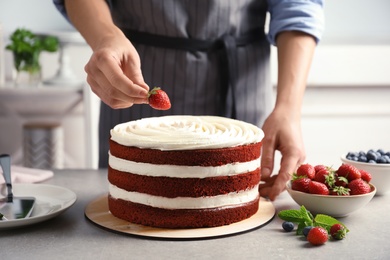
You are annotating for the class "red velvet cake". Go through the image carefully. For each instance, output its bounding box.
[108,115,264,228]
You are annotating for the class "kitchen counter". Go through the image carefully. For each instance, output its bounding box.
[1,169,389,260]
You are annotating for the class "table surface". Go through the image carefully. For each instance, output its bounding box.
[1,169,389,260]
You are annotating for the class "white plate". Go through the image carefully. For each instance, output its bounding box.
[0,184,77,229]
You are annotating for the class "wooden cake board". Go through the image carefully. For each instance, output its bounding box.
[85,195,275,240]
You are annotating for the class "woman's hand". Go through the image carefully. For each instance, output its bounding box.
[84,30,149,109]
[259,108,306,201]
[64,0,149,109]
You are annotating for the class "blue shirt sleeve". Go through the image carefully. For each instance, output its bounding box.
[267,0,325,46]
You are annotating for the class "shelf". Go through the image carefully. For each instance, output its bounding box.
[0,86,83,117]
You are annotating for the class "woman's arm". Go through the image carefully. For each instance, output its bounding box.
[63,0,149,108]
[260,31,316,200]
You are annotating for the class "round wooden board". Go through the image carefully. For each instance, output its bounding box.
[85,195,275,240]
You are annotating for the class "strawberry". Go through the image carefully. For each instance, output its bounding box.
[291,178,311,193]
[313,168,335,188]
[148,87,171,110]
[314,164,327,173]
[296,163,316,179]
[359,169,372,183]
[337,164,361,181]
[330,223,347,240]
[308,181,329,195]
[307,227,328,245]
[348,179,371,195]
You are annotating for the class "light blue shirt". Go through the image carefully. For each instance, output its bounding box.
[267,0,324,45]
[53,0,324,45]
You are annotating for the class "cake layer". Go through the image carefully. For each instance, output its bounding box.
[109,184,259,209]
[108,195,260,228]
[110,140,262,166]
[109,153,260,178]
[108,167,260,197]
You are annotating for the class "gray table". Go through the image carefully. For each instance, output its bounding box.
[1,169,389,260]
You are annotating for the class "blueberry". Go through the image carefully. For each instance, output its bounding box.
[358,155,368,162]
[367,151,378,161]
[303,226,313,237]
[282,221,294,232]
[377,149,386,155]
[368,160,377,164]
[378,156,388,164]
[358,151,366,156]
[348,152,359,158]
[383,155,390,163]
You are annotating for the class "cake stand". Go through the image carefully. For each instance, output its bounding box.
[85,195,275,240]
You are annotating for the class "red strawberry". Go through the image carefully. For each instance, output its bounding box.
[359,169,372,183]
[330,223,347,240]
[314,164,327,173]
[296,163,316,179]
[148,87,171,110]
[307,227,328,245]
[291,178,311,193]
[308,181,329,195]
[313,168,335,188]
[337,164,361,182]
[348,179,371,195]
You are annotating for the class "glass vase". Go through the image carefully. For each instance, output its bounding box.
[14,69,42,88]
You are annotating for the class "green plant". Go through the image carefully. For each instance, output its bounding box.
[6,28,59,74]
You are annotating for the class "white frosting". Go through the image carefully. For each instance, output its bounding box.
[109,153,260,178]
[110,115,264,150]
[109,184,259,209]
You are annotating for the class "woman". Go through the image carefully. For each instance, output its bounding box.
[54,0,324,200]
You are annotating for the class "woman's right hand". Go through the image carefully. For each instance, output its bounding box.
[84,28,149,109]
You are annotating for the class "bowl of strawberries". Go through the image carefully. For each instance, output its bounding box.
[286,163,376,217]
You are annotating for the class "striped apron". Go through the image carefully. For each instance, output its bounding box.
[99,0,272,168]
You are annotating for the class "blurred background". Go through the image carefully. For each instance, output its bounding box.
[0,0,389,170]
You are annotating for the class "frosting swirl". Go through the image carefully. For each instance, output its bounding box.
[110,115,264,150]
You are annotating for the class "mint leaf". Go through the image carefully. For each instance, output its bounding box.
[278,206,314,235]
[278,209,306,223]
[300,205,314,224]
[314,214,349,232]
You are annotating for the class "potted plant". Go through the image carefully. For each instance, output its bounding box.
[6,28,59,87]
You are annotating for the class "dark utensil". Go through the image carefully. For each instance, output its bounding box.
[0,154,35,220]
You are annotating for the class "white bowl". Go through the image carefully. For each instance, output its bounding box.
[286,181,376,217]
[341,154,390,196]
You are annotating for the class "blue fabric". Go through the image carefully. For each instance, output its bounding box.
[53,0,324,45]
[267,0,325,45]
[53,0,71,22]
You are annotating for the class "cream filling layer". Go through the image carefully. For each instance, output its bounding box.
[110,115,264,150]
[109,153,260,178]
[109,184,259,209]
